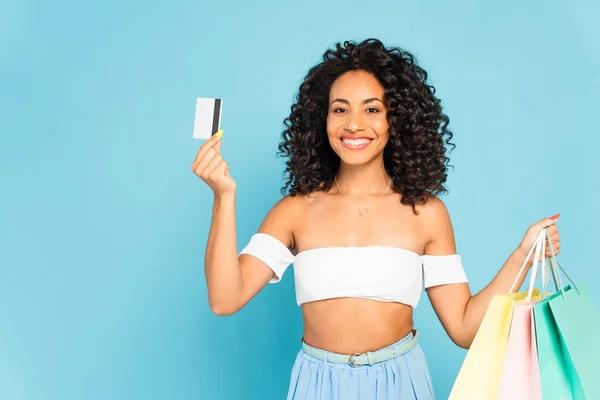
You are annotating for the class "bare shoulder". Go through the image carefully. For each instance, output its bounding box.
[416,194,450,221]
[416,194,457,255]
[256,194,307,252]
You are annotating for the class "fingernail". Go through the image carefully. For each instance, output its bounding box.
[214,129,224,137]
[550,213,560,220]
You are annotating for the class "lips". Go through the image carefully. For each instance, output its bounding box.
[340,136,373,151]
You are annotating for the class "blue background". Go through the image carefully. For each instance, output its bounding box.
[1,0,598,398]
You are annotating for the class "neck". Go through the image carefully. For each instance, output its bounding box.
[335,158,391,196]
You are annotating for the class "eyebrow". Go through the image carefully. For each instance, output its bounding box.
[330,97,384,106]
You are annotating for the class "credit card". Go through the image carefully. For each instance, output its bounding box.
[193,97,222,139]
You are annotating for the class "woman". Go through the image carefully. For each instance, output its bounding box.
[192,39,561,399]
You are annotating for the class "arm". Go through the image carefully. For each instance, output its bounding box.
[191,132,296,316]
[205,194,296,315]
[421,196,560,349]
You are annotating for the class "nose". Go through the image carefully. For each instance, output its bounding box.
[344,112,366,132]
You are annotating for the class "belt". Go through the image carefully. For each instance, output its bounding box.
[301,330,419,367]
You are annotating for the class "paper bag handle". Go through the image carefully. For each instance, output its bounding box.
[544,228,579,301]
[509,229,546,295]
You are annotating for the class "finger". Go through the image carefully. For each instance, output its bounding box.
[213,138,222,153]
[194,148,218,175]
[202,152,224,177]
[210,159,229,179]
[193,135,222,171]
[531,219,555,235]
[192,133,223,170]
[544,236,559,249]
[545,240,560,251]
[532,216,559,233]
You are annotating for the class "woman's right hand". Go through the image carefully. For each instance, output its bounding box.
[191,131,236,195]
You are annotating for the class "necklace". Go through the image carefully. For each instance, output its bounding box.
[334,175,392,217]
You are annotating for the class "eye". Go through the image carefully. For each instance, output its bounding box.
[366,107,380,113]
[333,108,347,113]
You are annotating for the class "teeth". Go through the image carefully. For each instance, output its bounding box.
[343,138,371,145]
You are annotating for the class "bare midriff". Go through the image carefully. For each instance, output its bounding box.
[300,297,414,354]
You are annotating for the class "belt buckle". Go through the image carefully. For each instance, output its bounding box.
[348,353,362,367]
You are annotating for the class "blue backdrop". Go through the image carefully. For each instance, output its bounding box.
[1,0,599,399]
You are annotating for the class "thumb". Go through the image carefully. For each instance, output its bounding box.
[535,213,560,230]
[214,139,222,153]
[213,129,223,153]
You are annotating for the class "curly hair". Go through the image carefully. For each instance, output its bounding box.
[277,38,455,214]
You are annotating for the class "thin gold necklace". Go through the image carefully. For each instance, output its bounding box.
[334,175,392,217]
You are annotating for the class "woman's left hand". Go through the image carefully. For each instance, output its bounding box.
[516,214,561,261]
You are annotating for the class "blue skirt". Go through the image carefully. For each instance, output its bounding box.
[286,331,435,400]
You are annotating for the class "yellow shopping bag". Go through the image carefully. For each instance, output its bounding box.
[449,230,546,400]
[448,290,539,399]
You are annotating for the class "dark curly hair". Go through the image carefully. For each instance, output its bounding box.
[277,38,455,214]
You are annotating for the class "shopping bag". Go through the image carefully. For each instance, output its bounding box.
[497,229,549,400]
[534,227,600,399]
[497,301,542,400]
[449,230,544,400]
[548,284,600,398]
[535,286,585,399]
[448,292,535,399]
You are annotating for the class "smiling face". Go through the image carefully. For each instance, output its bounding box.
[326,70,390,166]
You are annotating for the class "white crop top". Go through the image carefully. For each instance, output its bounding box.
[239,233,468,308]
